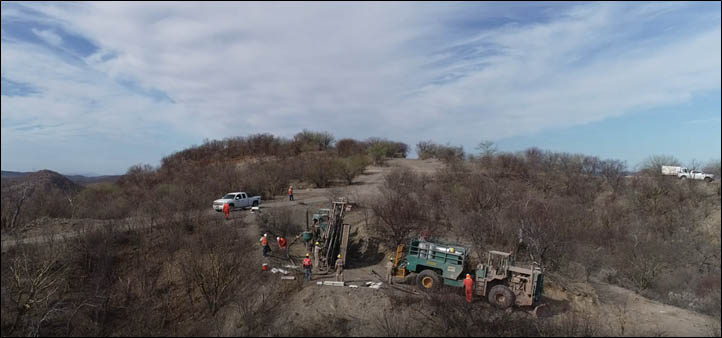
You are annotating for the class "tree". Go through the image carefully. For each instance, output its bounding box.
[476,140,497,157]
[7,185,35,230]
[337,155,370,185]
[5,246,67,336]
[293,130,335,151]
[336,138,365,157]
[600,159,627,193]
[179,224,248,316]
[370,168,428,247]
[416,141,436,160]
[703,159,721,178]
[367,143,389,165]
[638,155,681,175]
[304,155,342,188]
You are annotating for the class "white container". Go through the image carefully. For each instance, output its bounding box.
[418,242,428,258]
[434,246,449,253]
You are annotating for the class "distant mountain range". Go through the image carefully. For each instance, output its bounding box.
[1,170,121,185]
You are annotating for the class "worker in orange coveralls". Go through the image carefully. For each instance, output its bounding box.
[464,274,473,303]
[277,236,288,258]
[223,202,230,220]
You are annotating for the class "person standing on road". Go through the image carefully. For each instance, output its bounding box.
[464,274,473,303]
[303,253,313,281]
[223,202,230,220]
[386,257,395,285]
[335,254,344,282]
[277,236,288,259]
[288,185,294,201]
[260,234,271,257]
[313,242,321,270]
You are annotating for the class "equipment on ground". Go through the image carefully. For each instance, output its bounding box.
[395,239,543,309]
[310,199,351,272]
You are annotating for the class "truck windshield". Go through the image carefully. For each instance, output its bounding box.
[222,194,235,199]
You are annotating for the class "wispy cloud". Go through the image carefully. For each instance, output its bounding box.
[684,117,722,125]
[31,27,61,46]
[1,2,720,173]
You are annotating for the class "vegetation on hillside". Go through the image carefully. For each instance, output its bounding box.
[369,148,721,317]
[1,132,720,336]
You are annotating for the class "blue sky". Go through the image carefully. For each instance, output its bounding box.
[1,2,720,175]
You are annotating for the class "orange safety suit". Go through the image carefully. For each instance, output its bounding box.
[223,203,230,219]
[463,276,473,303]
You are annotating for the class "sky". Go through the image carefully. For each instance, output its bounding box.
[1,2,720,175]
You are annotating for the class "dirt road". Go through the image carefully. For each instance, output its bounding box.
[591,282,720,336]
[3,158,719,336]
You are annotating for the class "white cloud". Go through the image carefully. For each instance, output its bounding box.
[2,2,720,172]
[31,27,62,46]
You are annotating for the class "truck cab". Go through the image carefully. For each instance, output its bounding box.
[475,251,543,308]
[678,169,715,182]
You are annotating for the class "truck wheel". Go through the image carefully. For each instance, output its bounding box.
[416,270,441,291]
[229,204,234,210]
[488,285,515,309]
[679,176,687,180]
[705,177,713,183]
[252,201,259,207]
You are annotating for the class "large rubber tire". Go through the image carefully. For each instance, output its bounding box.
[416,270,441,292]
[704,177,713,183]
[679,176,687,180]
[252,200,259,207]
[488,285,515,309]
[228,204,234,210]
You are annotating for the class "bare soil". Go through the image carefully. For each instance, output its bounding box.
[228,158,720,336]
[3,158,719,336]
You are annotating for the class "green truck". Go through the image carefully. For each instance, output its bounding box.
[397,239,543,309]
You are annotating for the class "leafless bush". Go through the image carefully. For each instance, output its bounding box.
[336,138,367,157]
[638,154,682,175]
[294,129,335,152]
[258,206,303,237]
[536,309,603,336]
[2,242,67,336]
[704,159,721,178]
[366,137,408,158]
[337,155,370,185]
[1,184,35,231]
[600,159,627,194]
[179,221,248,316]
[303,154,343,188]
[369,168,429,247]
[416,140,464,163]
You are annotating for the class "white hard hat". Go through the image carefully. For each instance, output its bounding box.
[264,233,267,237]
[277,237,280,240]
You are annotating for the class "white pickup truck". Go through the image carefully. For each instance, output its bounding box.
[661,166,715,182]
[213,192,261,212]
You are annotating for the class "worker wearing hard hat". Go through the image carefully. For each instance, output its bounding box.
[260,234,270,257]
[386,257,395,285]
[313,241,321,270]
[302,253,313,281]
[335,254,345,282]
[464,274,473,303]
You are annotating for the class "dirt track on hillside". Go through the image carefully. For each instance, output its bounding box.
[3,158,719,336]
[227,158,720,336]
